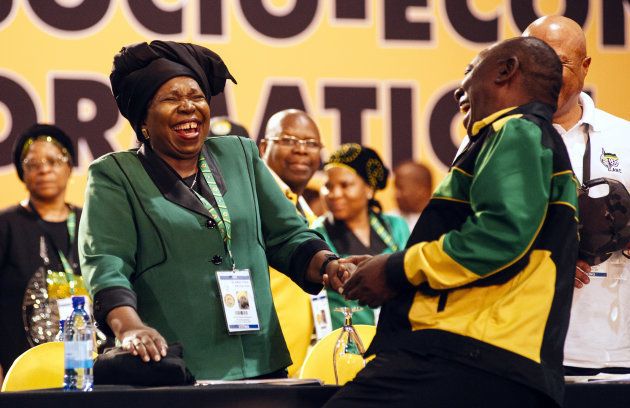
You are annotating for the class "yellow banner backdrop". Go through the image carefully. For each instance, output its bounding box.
[1,0,629,210]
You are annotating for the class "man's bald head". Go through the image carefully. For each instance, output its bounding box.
[259,109,322,195]
[394,161,433,214]
[524,16,587,58]
[523,16,591,126]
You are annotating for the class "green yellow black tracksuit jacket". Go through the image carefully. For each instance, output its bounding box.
[374,102,579,404]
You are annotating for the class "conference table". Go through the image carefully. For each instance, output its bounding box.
[1,381,629,408]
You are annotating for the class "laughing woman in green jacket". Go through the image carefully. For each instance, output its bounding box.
[79,41,348,380]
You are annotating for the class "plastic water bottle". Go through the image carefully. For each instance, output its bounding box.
[63,296,94,391]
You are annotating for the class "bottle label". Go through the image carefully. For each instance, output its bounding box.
[64,340,94,369]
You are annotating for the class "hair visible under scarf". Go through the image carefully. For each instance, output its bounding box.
[109,40,236,142]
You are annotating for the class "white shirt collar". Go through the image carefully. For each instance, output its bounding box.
[578,92,599,132]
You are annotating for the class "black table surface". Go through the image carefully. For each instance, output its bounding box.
[1,382,629,408]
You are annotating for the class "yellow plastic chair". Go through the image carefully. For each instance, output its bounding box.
[1,341,95,392]
[298,324,376,385]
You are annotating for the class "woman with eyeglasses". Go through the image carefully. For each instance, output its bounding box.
[313,144,410,329]
[0,124,84,384]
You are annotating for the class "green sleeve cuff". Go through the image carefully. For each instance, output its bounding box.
[93,286,137,337]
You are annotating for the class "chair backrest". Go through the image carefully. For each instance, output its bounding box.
[298,324,376,385]
[1,342,65,392]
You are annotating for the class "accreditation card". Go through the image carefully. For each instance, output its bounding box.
[310,290,332,340]
[216,269,261,334]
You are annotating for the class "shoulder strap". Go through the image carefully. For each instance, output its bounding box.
[582,124,591,184]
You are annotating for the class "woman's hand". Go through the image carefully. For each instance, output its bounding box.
[322,260,356,293]
[306,251,354,292]
[120,326,168,363]
[107,306,167,363]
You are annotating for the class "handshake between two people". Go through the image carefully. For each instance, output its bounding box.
[315,252,397,309]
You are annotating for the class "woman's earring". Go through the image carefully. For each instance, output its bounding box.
[142,128,150,140]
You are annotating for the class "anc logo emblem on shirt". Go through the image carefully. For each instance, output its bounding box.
[600,148,621,173]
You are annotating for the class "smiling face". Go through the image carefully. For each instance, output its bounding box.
[143,76,210,165]
[322,166,372,223]
[260,112,322,195]
[453,49,498,135]
[22,140,72,201]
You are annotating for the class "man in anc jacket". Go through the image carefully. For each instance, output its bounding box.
[325,37,579,408]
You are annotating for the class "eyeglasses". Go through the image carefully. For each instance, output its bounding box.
[266,135,322,151]
[23,156,69,172]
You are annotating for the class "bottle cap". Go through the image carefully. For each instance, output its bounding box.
[71,295,85,309]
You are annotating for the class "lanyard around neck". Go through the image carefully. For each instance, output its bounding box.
[194,155,235,269]
[27,201,77,283]
[581,124,591,185]
[369,213,399,252]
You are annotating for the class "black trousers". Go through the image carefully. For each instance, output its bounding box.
[324,349,557,408]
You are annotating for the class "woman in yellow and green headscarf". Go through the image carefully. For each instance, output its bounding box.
[313,144,409,329]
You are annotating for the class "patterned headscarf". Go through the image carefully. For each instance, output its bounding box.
[326,143,389,191]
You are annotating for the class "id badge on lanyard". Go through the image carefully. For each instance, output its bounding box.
[310,290,333,340]
[216,269,261,334]
[194,155,261,334]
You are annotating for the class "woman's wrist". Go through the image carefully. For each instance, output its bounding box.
[306,250,336,283]
[106,305,145,339]
[319,253,340,277]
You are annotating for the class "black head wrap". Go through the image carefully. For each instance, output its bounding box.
[326,143,389,191]
[12,123,76,181]
[109,40,236,141]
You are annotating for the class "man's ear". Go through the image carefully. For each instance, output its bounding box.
[582,56,591,77]
[258,139,268,159]
[496,56,519,84]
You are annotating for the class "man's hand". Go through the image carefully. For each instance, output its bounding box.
[322,260,356,293]
[323,255,373,293]
[308,251,355,293]
[340,255,373,267]
[575,259,591,288]
[343,254,396,307]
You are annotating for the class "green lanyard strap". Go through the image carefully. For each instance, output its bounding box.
[195,155,235,268]
[58,210,77,285]
[369,213,399,252]
[28,201,78,290]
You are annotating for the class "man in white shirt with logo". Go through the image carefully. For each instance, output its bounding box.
[524,15,630,375]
